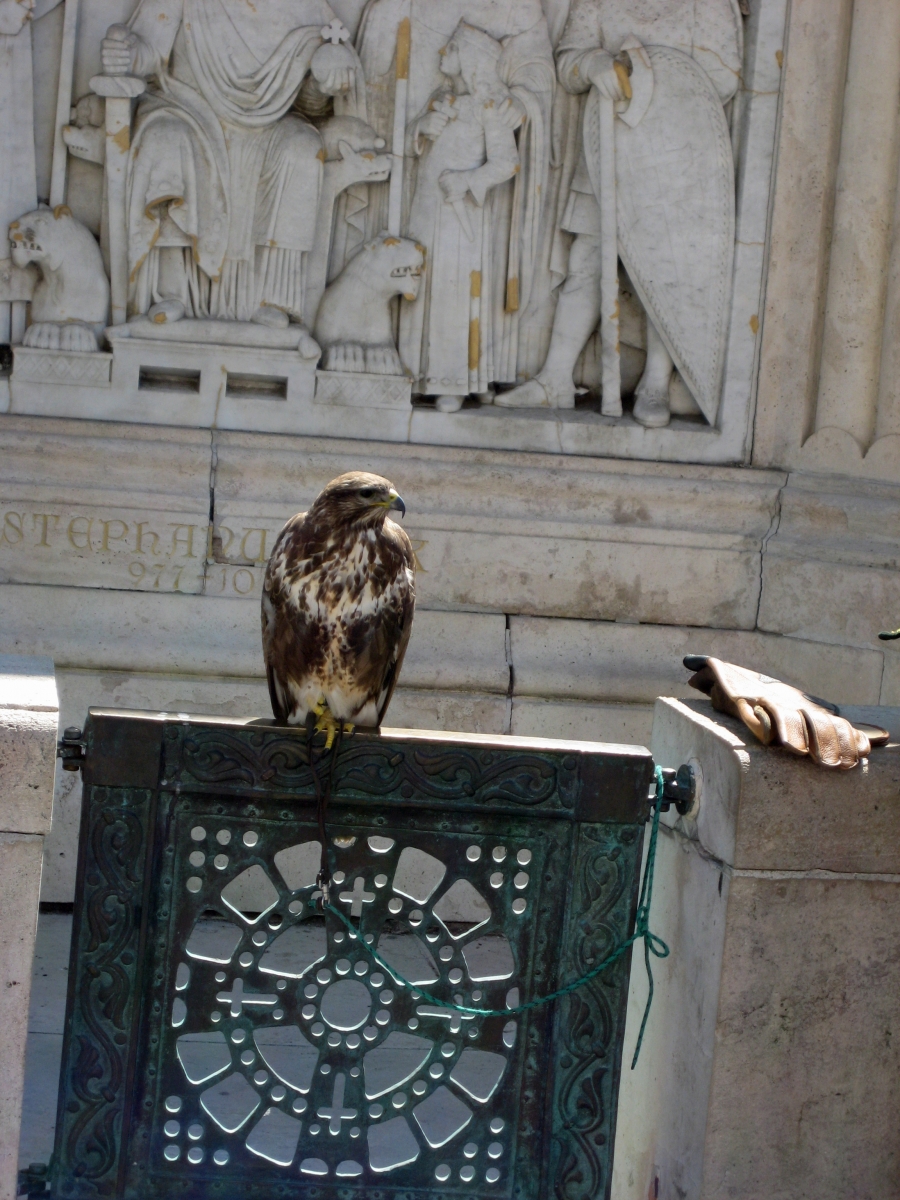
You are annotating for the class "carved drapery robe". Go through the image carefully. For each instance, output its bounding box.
[351,0,555,381]
[399,90,520,396]
[125,0,367,321]
[0,9,36,240]
[0,0,64,249]
[554,0,743,419]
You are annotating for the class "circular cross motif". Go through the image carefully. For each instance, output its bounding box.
[172,827,538,1183]
[319,978,372,1031]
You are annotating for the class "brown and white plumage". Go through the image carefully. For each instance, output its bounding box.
[261,471,415,731]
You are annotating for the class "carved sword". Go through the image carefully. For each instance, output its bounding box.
[387,2,411,236]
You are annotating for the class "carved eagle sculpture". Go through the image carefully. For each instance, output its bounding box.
[261,472,415,743]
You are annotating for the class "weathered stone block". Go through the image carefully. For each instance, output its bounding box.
[626,697,900,1200]
[702,875,900,1200]
[0,585,508,692]
[0,834,44,1200]
[0,656,57,1200]
[509,617,884,706]
[510,698,654,746]
[677,698,900,875]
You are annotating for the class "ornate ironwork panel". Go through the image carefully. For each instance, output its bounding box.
[51,713,653,1200]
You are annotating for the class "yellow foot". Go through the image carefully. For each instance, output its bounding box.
[314,710,338,750]
[311,701,353,750]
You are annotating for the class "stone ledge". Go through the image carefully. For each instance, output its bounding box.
[0,655,57,713]
[211,428,785,536]
[510,697,654,746]
[0,657,58,837]
[0,414,779,624]
[0,656,57,1200]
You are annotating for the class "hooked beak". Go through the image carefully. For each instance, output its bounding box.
[388,489,406,518]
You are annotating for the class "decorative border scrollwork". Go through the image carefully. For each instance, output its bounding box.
[53,791,150,1197]
[549,824,642,1200]
[50,714,647,1200]
[176,728,578,811]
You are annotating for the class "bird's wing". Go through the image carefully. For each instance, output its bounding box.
[261,512,309,723]
[375,520,417,724]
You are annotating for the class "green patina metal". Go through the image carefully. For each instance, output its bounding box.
[49,710,654,1200]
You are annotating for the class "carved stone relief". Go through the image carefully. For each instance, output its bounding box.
[1,0,787,462]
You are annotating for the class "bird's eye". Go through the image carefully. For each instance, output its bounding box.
[359,488,375,499]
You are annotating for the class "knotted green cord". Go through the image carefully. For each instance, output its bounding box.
[320,765,669,1069]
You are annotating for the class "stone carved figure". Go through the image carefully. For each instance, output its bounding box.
[61,95,106,170]
[0,0,65,344]
[398,21,521,412]
[302,115,393,329]
[497,0,742,428]
[5,0,748,440]
[99,0,368,329]
[354,0,556,386]
[9,205,110,350]
[315,233,424,373]
[0,0,37,238]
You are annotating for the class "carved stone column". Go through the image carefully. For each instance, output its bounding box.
[0,656,57,1200]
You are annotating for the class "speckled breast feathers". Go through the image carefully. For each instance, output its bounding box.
[261,472,415,727]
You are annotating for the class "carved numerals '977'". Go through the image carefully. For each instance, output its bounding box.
[128,561,188,590]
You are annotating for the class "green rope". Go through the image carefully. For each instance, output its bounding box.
[318,766,670,1069]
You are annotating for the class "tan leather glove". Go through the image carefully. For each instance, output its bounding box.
[684,655,889,769]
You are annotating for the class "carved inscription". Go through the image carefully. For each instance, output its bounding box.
[0,507,283,596]
[0,505,208,592]
[0,507,430,597]
[203,564,265,599]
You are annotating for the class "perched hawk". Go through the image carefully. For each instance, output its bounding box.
[261,472,415,740]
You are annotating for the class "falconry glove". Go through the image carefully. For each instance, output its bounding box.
[684,656,889,770]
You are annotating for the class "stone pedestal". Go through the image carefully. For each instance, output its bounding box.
[614,696,900,1200]
[0,656,57,1200]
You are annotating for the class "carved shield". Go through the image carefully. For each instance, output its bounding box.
[584,45,735,423]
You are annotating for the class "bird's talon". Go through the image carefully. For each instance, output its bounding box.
[314,709,340,750]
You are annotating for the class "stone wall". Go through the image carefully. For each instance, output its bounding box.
[2,415,900,901]
[0,0,898,912]
[614,697,900,1200]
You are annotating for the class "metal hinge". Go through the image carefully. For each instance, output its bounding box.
[655,764,696,815]
[17,1162,49,1198]
[57,726,85,773]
